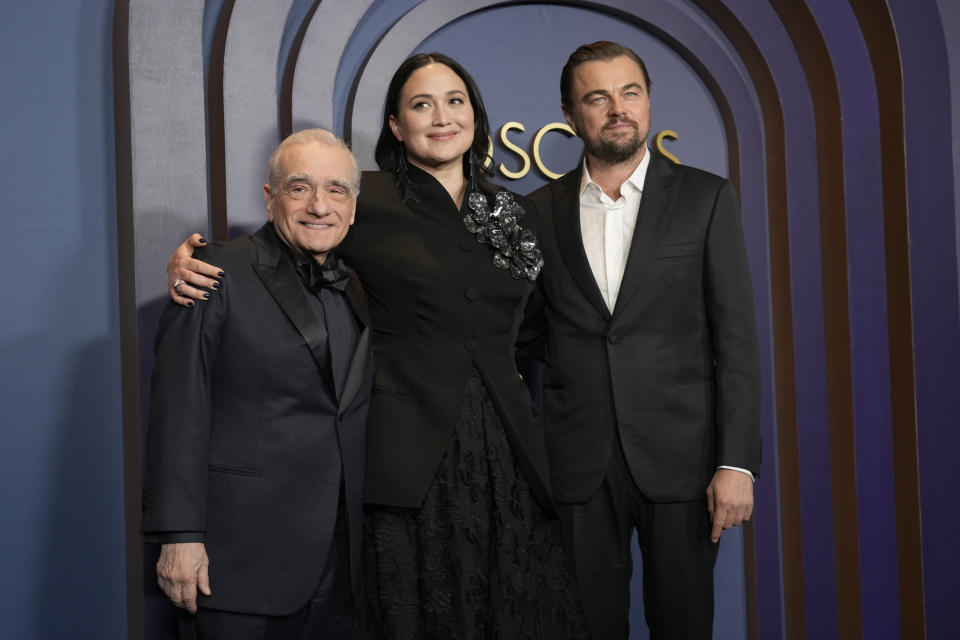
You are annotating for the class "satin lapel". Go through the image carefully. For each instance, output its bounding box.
[252,227,336,396]
[338,271,371,412]
[553,168,612,320]
[612,153,681,318]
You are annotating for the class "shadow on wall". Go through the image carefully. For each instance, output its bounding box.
[32,332,126,638]
[32,0,128,636]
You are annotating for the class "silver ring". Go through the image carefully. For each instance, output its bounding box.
[173,279,186,293]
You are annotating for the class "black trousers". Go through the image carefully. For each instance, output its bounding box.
[559,438,719,640]
[182,503,354,640]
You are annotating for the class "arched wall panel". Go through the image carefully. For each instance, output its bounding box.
[290,0,372,134]
[220,0,294,234]
[768,2,861,638]
[721,2,839,636]
[805,1,898,638]
[888,1,960,638]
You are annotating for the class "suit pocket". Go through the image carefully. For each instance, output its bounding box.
[652,241,700,261]
[208,463,262,477]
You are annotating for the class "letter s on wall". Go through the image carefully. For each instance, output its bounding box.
[532,123,576,180]
[498,122,531,179]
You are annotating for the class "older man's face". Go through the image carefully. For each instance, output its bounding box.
[264,141,357,264]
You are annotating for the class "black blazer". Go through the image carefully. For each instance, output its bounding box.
[339,167,553,512]
[525,152,761,504]
[142,223,372,615]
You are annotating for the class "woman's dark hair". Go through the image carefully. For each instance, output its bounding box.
[374,52,492,178]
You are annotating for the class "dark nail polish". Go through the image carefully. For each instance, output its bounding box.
[202,292,210,299]
[217,271,225,278]
[199,237,208,244]
[187,301,194,308]
[211,282,220,290]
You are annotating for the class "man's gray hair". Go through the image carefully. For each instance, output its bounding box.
[267,128,361,196]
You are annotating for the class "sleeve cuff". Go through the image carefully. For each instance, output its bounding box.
[718,465,755,482]
[143,531,205,545]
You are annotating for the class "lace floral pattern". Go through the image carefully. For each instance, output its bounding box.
[360,368,588,640]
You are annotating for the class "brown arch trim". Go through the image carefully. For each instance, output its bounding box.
[207,0,235,241]
[112,4,144,638]
[768,2,863,639]
[847,1,924,637]
[690,2,802,639]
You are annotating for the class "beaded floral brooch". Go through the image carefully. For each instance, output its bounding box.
[463,191,543,282]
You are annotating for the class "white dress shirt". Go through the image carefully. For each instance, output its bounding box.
[578,150,650,313]
[578,150,754,482]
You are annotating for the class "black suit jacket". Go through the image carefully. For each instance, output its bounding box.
[142,223,372,615]
[338,168,554,513]
[525,152,761,504]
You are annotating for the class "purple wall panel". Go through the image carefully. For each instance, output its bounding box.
[888,0,960,637]
[725,0,837,636]
[805,1,900,638]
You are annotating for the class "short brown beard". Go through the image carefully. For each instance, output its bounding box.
[593,127,645,165]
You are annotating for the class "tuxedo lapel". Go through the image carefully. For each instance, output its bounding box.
[251,225,337,396]
[338,272,371,412]
[553,168,612,320]
[612,153,681,318]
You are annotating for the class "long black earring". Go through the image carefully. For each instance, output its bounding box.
[396,143,417,203]
[467,151,477,194]
[397,143,410,183]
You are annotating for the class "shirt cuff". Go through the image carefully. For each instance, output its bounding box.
[717,465,755,481]
[143,531,205,545]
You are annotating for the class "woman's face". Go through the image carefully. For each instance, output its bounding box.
[389,63,475,173]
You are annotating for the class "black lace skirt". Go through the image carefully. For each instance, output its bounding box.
[360,368,589,640]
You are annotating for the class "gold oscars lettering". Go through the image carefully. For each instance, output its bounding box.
[491,123,680,180]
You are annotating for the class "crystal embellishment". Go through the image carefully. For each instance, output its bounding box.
[463,191,543,281]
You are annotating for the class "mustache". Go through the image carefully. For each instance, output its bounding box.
[602,117,639,132]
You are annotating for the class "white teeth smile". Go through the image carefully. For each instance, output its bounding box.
[303,223,331,229]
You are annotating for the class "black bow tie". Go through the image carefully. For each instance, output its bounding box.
[295,253,350,293]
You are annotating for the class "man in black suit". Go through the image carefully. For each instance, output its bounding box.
[142,128,372,639]
[526,42,761,639]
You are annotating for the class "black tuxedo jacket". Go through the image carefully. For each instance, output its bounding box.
[142,223,372,615]
[525,152,761,504]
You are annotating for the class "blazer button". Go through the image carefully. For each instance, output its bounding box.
[608,334,621,344]
[465,287,479,300]
[465,338,479,352]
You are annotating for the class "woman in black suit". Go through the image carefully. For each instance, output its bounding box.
[167,53,587,639]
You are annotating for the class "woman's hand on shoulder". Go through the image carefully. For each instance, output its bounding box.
[168,233,222,307]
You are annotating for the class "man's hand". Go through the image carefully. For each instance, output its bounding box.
[167,233,223,307]
[156,542,211,613]
[706,468,754,543]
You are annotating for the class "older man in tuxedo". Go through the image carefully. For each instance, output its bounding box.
[526,42,762,639]
[142,129,372,639]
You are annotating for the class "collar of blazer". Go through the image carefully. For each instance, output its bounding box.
[552,151,682,321]
[250,223,371,409]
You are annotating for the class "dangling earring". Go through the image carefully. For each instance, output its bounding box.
[467,151,477,194]
[397,143,410,183]
[396,143,417,203]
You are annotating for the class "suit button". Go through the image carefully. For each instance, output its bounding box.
[608,334,621,344]
[465,287,479,300]
[465,339,479,352]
